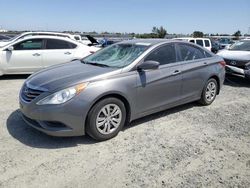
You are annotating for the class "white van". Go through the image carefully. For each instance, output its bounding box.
[174,37,212,51]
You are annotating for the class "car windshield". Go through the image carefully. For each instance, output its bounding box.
[229,40,250,51]
[82,43,150,68]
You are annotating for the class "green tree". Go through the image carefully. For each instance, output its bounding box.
[233,30,241,39]
[193,31,204,38]
[152,26,167,38]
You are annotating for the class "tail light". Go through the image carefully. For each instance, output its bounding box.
[219,61,226,67]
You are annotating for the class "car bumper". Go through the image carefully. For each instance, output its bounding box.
[19,94,91,137]
[225,65,250,79]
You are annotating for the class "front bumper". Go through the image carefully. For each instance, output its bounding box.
[225,65,250,79]
[19,92,91,137]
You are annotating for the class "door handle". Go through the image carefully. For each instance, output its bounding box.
[172,70,181,75]
[64,52,72,55]
[204,62,208,65]
[32,53,41,56]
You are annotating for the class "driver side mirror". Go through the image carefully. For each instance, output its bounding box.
[6,46,14,51]
[137,60,159,71]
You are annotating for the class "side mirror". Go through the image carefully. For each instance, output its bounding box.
[137,60,159,71]
[6,46,14,51]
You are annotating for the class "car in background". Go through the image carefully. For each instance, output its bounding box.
[217,39,250,79]
[218,38,235,49]
[19,39,225,141]
[81,35,118,47]
[174,37,212,51]
[211,40,220,54]
[0,34,11,41]
[0,35,100,76]
[0,32,82,47]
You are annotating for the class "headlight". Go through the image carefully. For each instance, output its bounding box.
[37,83,88,105]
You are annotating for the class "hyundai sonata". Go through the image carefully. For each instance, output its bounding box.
[19,39,225,141]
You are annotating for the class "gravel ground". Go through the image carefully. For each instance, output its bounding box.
[0,75,249,188]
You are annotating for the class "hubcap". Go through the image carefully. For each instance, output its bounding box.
[205,82,216,102]
[96,104,122,135]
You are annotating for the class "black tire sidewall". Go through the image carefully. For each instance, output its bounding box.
[86,97,126,141]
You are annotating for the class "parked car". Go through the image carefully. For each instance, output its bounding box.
[217,39,250,79]
[211,40,220,54]
[174,37,212,51]
[218,38,235,49]
[0,31,82,47]
[19,40,225,141]
[0,34,11,41]
[0,35,100,76]
[81,35,118,48]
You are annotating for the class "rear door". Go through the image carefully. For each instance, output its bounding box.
[42,39,77,68]
[176,43,211,100]
[136,43,183,115]
[2,39,43,73]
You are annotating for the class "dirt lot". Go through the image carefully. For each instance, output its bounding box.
[0,75,249,188]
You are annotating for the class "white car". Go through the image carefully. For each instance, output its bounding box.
[174,37,212,51]
[217,39,250,79]
[0,35,100,76]
[0,31,82,47]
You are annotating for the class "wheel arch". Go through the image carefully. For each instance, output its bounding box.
[85,92,132,129]
[209,75,220,94]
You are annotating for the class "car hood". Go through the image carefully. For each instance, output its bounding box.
[26,60,119,92]
[0,41,9,47]
[217,49,250,61]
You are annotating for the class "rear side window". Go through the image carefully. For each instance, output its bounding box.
[74,36,80,41]
[196,40,204,47]
[178,44,206,61]
[189,40,195,43]
[46,39,77,49]
[145,44,176,65]
[204,40,210,47]
[14,39,43,50]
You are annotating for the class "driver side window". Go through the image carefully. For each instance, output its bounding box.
[145,44,177,66]
[14,39,43,50]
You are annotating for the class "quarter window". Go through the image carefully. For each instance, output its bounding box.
[204,40,210,47]
[46,39,77,49]
[178,44,206,61]
[196,40,204,47]
[145,44,176,65]
[14,39,43,50]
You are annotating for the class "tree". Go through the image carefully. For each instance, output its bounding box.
[233,30,241,39]
[152,26,167,38]
[193,31,204,38]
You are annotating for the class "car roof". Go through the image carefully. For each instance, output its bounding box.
[119,39,173,46]
[175,37,211,40]
[19,35,78,43]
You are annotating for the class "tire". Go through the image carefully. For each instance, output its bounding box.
[199,78,218,106]
[86,97,126,141]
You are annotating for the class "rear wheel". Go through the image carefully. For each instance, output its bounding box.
[199,78,218,105]
[86,97,126,141]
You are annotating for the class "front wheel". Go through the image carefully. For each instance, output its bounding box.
[86,97,126,141]
[199,78,218,105]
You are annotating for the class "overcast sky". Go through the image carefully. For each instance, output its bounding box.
[1,0,250,34]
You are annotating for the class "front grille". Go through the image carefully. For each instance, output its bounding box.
[21,84,44,102]
[224,58,249,69]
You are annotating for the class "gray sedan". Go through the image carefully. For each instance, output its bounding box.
[19,39,225,141]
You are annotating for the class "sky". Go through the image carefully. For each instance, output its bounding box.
[0,0,250,34]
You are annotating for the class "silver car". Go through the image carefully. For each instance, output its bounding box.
[19,39,225,141]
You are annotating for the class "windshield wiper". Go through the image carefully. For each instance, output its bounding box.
[86,62,110,67]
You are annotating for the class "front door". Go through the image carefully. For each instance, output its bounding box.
[136,43,182,115]
[3,39,43,74]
